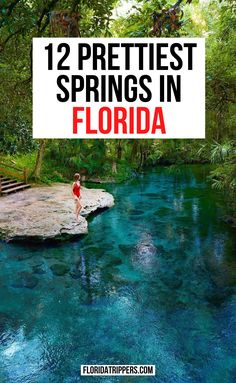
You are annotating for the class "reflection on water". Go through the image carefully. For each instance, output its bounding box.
[0,166,236,383]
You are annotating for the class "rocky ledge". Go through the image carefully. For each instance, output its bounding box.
[0,184,114,242]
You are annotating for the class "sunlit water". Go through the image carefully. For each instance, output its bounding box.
[0,166,236,383]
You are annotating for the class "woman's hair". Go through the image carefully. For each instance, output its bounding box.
[74,173,80,181]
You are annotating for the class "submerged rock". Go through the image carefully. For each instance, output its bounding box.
[32,265,46,275]
[221,215,236,228]
[11,271,39,289]
[84,246,105,257]
[206,287,233,306]
[154,206,173,217]
[69,270,81,279]
[19,253,35,261]
[69,262,82,279]
[106,257,123,267]
[9,252,34,261]
[119,244,134,255]
[129,209,145,215]
[50,263,70,276]
[0,184,114,242]
[160,274,183,289]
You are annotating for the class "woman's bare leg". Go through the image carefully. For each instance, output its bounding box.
[76,200,82,218]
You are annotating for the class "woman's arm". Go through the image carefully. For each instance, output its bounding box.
[72,182,76,198]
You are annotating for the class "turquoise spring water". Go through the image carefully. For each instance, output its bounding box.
[0,166,235,383]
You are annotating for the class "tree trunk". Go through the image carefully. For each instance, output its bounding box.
[116,140,122,160]
[33,139,47,179]
[131,140,139,162]
[112,161,117,174]
[139,145,144,169]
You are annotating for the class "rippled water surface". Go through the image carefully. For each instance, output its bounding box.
[0,166,236,383]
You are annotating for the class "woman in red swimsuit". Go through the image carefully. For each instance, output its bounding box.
[72,173,82,219]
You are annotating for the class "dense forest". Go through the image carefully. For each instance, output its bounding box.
[0,0,235,214]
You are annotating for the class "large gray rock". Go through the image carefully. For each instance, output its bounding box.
[0,184,114,242]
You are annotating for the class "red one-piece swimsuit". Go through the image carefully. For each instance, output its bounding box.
[73,182,81,198]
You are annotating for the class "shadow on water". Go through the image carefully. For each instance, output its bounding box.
[0,165,236,383]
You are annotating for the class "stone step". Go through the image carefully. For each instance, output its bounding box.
[1,181,24,191]
[1,179,17,186]
[1,184,31,195]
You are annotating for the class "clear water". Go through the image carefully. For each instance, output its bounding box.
[0,166,236,383]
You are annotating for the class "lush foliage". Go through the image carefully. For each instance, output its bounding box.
[0,0,235,212]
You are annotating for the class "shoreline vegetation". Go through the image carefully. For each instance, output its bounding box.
[0,144,235,220]
[0,154,235,229]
